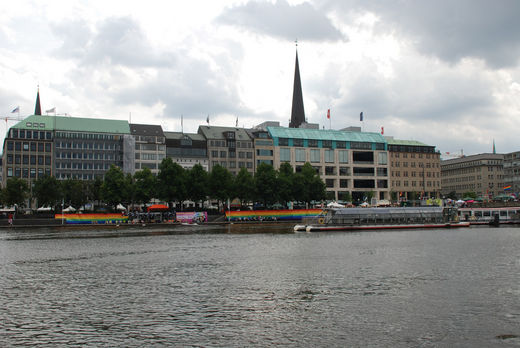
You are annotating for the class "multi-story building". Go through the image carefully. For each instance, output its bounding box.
[386,138,441,199]
[164,131,208,170]
[2,114,133,186]
[248,128,275,170]
[198,126,254,176]
[503,151,520,195]
[267,126,389,202]
[441,153,504,199]
[130,124,165,175]
[2,116,54,185]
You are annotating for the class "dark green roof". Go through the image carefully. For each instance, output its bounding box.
[267,126,386,143]
[13,115,130,134]
[197,125,252,141]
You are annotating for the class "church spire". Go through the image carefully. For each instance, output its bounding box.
[289,44,305,128]
[34,87,41,115]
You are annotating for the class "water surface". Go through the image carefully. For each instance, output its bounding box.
[1,226,519,347]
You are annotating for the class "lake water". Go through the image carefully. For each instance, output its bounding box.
[1,226,519,347]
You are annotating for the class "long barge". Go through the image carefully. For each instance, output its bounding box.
[299,206,469,232]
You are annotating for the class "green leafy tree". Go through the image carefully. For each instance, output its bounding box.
[62,179,88,208]
[133,167,157,205]
[447,191,458,200]
[32,175,61,209]
[208,164,233,209]
[462,191,477,199]
[277,162,294,208]
[293,162,325,206]
[122,173,135,206]
[101,165,127,209]
[254,162,278,208]
[233,167,254,207]
[187,164,208,206]
[2,177,29,207]
[157,158,187,209]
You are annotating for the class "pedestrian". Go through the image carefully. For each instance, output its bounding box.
[8,213,13,226]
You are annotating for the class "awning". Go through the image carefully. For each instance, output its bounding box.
[147,204,169,211]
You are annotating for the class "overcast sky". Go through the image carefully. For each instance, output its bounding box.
[1,0,520,156]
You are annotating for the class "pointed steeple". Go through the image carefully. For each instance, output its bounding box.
[289,47,305,128]
[34,88,42,115]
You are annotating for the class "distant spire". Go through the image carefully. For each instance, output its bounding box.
[493,139,496,154]
[34,87,41,115]
[289,45,305,128]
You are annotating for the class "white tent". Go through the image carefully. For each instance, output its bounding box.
[36,206,52,212]
[327,201,345,208]
[116,203,126,211]
[63,206,76,212]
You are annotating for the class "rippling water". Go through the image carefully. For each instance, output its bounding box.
[1,226,519,347]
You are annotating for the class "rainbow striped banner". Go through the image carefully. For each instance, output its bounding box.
[504,185,512,191]
[55,213,128,224]
[225,209,322,221]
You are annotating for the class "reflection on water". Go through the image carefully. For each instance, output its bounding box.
[1,226,519,347]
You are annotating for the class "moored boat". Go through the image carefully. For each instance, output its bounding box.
[457,206,520,225]
[300,206,469,232]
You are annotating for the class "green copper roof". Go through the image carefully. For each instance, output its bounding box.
[12,115,130,134]
[386,138,430,147]
[267,126,386,143]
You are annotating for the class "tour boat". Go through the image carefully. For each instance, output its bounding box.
[299,206,469,232]
[457,206,520,225]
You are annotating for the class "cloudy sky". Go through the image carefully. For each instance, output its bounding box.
[1,0,520,156]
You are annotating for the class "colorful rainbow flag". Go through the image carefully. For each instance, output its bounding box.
[503,185,512,191]
[55,213,128,224]
[225,209,322,221]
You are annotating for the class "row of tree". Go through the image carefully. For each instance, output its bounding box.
[0,158,326,211]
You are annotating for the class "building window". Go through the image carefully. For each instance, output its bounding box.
[336,141,346,149]
[378,152,388,165]
[323,140,332,148]
[325,150,334,163]
[211,151,218,157]
[339,167,350,176]
[310,149,320,162]
[338,150,349,163]
[325,179,335,188]
[293,138,303,147]
[279,138,289,146]
[340,179,348,188]
[280,148,291,162]
[325,166,335,175]
[308,139,318,147]
[295,149,306,162]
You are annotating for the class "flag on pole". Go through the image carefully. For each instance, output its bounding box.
[381,126,384,135]
[46,107,55,113]
[327,109,330,119]
[360,112,363,121]
[504,185,512,191]
[236,116,238,127]
[11,106,19,113]
[206,115,210,124]
[493,139,496,154]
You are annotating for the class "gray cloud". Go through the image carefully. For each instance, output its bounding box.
[218,0,344,42]
[52,17,172,67]
[324,0,520,68]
